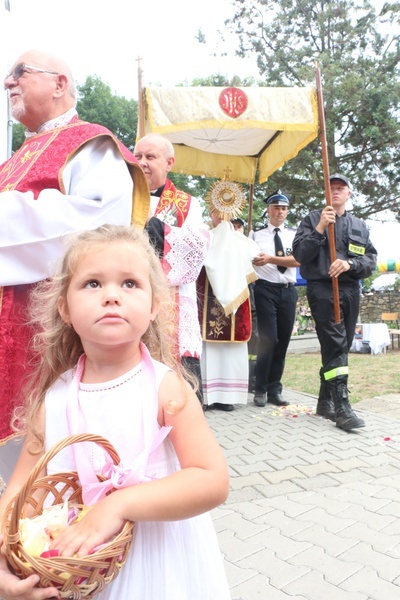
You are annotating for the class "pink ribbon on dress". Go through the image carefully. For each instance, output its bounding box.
[77,426,171,505]
[66,342,172,505]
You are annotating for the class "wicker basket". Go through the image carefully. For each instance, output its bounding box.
[1,433,134,599]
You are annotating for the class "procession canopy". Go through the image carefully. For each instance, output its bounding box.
[142,86,318,184]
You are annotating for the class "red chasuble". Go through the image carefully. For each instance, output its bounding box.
[0,119,148,442]
[154,178,191,227]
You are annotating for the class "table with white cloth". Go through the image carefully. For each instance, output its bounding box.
[361,323,391,355]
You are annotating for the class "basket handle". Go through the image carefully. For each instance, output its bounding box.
[10,434,121,531]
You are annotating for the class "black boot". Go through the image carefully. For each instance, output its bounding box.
[330,379,365,431]
[316,378,336,421]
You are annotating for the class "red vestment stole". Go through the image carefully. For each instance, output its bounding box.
[153,179,193,357]
[154,178,191,227]
[0,119,148,442]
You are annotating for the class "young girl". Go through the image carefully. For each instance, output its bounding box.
[0,224,231,600]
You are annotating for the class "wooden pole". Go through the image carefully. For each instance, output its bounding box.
[247,183,254,235]
[315,63,341,323]
[136,56,145,140]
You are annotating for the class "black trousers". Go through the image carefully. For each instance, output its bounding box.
[254,280,297,396]
[248,283,259,357]
[181,356,204,404]
[306,281,360,381]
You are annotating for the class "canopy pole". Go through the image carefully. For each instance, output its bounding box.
[247,183,254,235]
[315,63,340,323]
[136,56,145,140]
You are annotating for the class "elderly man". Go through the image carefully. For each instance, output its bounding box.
[134,134,210,401]
[293,174,377,431]
[0,49,149,444]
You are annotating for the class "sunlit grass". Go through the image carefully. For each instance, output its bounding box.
[282,348,400,404]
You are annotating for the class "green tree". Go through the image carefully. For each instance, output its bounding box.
[11,122,25,152]
[76,76,138,149]
[226,0,400,220]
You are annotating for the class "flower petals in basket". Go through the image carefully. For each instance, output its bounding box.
[1,433,134,600]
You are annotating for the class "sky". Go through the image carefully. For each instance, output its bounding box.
[366,219,400,262]
[1,0,257,99]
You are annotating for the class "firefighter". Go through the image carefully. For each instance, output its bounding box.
[293,174,377,431]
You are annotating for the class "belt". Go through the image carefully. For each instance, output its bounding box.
[257,280,295,288]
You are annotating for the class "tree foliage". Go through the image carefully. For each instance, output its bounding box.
[225,0,400,220]
[11,122,25,152]
[76,76,138,149]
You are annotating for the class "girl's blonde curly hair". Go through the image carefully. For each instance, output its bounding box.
[15,224,196,447]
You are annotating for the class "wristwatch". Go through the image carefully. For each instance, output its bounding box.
[348,259,355,270]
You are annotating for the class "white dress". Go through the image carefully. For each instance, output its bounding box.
[44,352,231,600]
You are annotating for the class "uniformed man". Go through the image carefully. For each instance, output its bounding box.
[293,174,377,431]
[250,191,300,407]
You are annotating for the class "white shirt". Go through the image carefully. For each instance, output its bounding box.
[0,117,133,286]
[250,223,297,284]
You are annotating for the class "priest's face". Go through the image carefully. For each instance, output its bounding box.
[134,137,175,191]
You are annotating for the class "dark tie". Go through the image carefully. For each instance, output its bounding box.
[274,228,287,274]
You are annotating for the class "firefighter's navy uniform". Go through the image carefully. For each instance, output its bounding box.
[293,205,377,429]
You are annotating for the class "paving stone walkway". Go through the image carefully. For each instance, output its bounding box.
[208,390,400,600]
